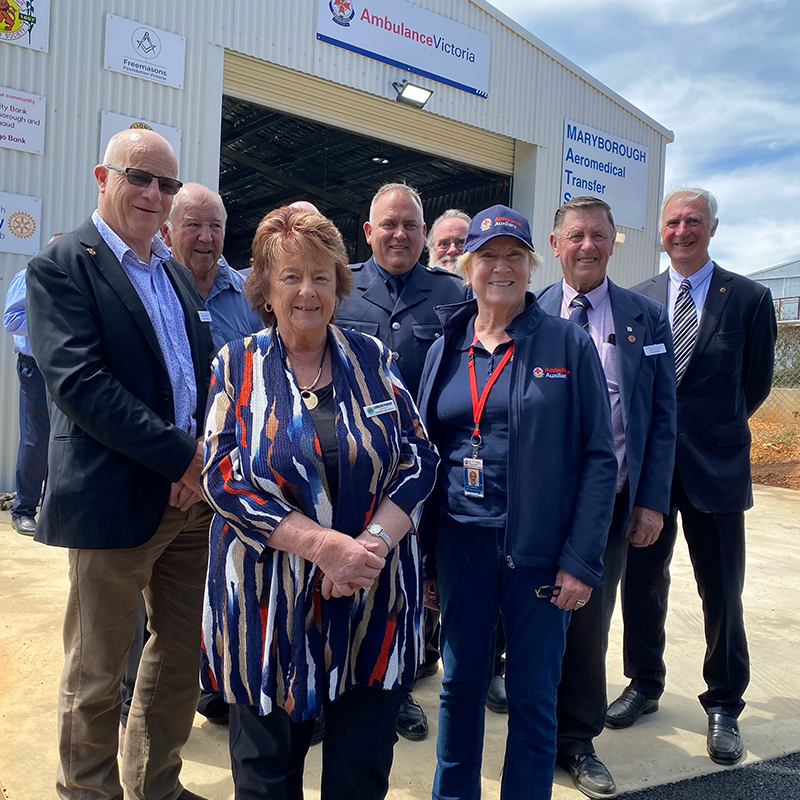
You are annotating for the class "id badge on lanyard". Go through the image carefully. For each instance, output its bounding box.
[464,337,513,499]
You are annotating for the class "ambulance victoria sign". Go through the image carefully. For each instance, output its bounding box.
[561,119,649,231]
[317,0,490,98]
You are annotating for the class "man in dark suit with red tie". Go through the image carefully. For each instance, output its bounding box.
[607,187,777,766]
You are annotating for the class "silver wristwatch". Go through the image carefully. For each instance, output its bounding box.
[366,522,393,551]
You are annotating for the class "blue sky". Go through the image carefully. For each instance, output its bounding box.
[488,0,800,275]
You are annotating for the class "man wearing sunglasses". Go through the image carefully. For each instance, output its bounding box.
[26,129,214,800]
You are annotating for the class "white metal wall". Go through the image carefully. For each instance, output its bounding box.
[0,0,672,491]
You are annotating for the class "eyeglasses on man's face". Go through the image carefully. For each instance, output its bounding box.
[434,237,466,251]
[104,165,183,196]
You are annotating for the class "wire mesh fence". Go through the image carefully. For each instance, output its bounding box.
[750,302,800,484]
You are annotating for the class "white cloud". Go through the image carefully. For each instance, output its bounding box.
[487,0,800,275]
[489,0,754,26]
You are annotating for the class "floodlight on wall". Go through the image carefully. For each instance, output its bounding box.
[392,80,433,109]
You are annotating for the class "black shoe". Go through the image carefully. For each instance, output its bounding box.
[415,661,439,680]
[12,516,36,536]
[605,687,659,729]
[485,675,507,713]
[396,690,427,740]
[707,713,743,764]
[177,790,210,800]
[311,711,325,746]
[557,753,618,800]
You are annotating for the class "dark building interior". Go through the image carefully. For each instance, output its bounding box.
[219,95,512,269]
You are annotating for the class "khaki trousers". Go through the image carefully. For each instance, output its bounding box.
[56,502,212,800]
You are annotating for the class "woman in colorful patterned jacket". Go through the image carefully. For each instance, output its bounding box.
[200,206,439,800]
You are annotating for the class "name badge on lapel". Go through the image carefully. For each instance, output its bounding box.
[197,310,212,323]
[644,343,667,356]
[364,399,396,418]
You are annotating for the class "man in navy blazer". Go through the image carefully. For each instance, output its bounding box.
[608,188,776,766]
[26,129,214,800]
[537,197,676,799]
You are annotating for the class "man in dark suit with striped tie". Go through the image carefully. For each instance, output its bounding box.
[607,187,777,766]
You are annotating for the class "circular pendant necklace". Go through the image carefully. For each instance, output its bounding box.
[297,341,328,410]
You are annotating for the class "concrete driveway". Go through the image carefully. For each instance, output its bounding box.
[1,484,798,799]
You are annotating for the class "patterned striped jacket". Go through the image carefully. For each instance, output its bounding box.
[200,325,439,720]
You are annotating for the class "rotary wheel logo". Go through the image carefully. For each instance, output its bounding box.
[8,211,36,239]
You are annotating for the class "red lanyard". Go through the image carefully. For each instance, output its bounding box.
[468,337,514,454]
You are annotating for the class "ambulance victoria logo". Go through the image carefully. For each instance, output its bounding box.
[480,218,492,231]
[533,367,544,378]
[330,0,355,27]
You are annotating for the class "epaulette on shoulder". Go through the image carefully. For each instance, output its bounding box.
[348,262,366,271]
[425,265,460,277]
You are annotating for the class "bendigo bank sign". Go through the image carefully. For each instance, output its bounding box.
[317,0,490,98]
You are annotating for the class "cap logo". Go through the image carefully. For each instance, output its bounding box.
[480,218,492,231]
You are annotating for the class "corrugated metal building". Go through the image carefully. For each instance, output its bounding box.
[749,258,800,301]
[0,0,673,491]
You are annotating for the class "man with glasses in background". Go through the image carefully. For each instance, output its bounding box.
[26,129,214,800]
[426,209,470,272]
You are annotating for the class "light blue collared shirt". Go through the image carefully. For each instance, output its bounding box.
[667,258,714,329]
[204,256,263,352]
[3,268,32,356]
[92,210,198,437]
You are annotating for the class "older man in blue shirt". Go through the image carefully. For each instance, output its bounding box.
[162,183,262,351]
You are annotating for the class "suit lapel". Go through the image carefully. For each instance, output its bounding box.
[395,264,431,315]
[78,220,169,375]
[359,257,394,314]
[646,271,670,306]
[608,281,644,430]
[536,282,563,317]
[690,264,733,369]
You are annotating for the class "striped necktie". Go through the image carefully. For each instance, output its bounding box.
[673,278,698,385]
[569,294,591,330]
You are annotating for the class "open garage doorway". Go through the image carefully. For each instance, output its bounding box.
[219,95,512,269]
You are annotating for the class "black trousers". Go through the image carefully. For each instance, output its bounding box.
[229,686,403,800]
[621,469,748,716]
[557,492,628,755]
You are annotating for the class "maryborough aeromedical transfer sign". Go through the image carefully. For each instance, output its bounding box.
[317,0,491,98]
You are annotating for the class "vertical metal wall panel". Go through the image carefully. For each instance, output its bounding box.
[0,0,672,493]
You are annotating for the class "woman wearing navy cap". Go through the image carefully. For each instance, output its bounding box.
[417,204,617,799]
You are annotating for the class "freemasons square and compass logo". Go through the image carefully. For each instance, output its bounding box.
[330,0,355,27]
[132,26,162,60]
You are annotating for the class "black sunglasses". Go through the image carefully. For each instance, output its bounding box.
[104,165,183,196]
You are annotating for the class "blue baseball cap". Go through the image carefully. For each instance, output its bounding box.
[464,205,534,253]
